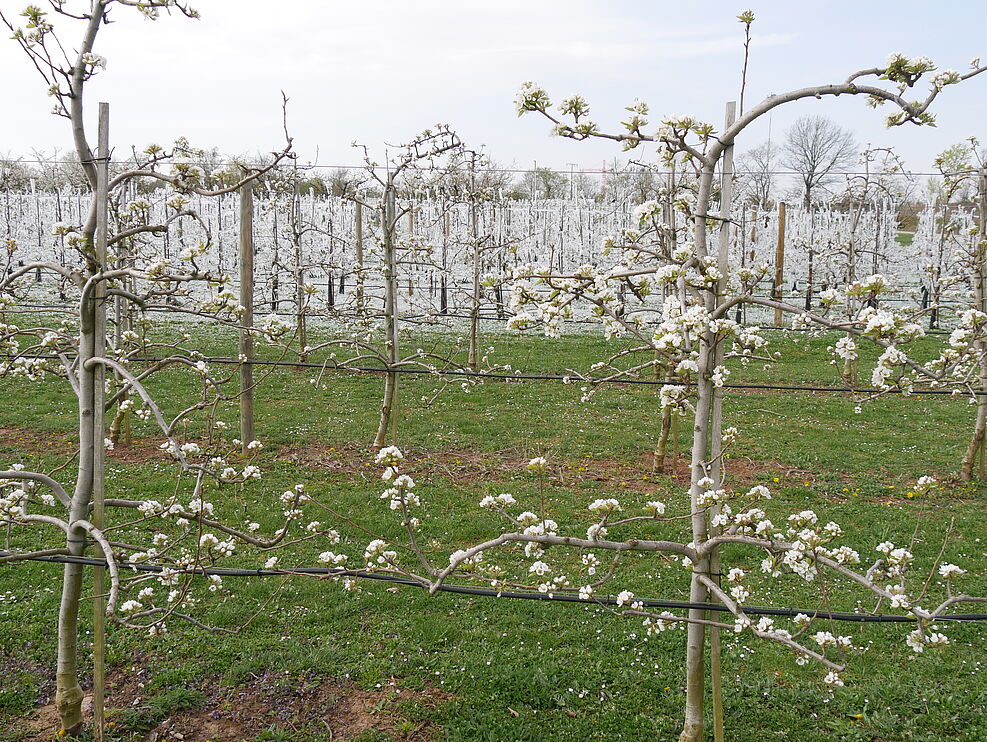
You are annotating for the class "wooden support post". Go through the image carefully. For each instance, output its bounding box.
[292,182,308,362]
[773,201,786,326]
[92,101,110,742]
[239,180,255,454]
[708,101,736,742]
[468,159,481,371]
[354,201,364,311]
[440,210,449,315]
[977,167,987,479]
[407,207,415,296]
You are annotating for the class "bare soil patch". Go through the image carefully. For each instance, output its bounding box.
[11,667,449,742]
[0,424,816,492]
[10,424,961,503]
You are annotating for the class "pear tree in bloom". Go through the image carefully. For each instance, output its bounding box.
[506,162,770,473]
[906,140,987,480]
[808,145,913,383]
[0,2,314,735]
[513,51,987,465]
[779,144,987,480]
[303,132,511,448]
[312,446,983,742]
[497,33,987,741]
[909,143,980,331]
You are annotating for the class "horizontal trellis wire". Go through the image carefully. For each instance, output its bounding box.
[0,352,981,396]
[2,550,985,624]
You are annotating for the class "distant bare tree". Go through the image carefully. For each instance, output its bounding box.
[736,140,775,208]
[782,114,857,207]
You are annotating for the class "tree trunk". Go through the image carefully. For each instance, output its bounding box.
[773,201,785,326]
[59,283,99,735]
[375,371,398,449]
[57,101,110,737]
[654,398,674,473]
[678,158,719,742]
[680,372,712,742]
[961,168,987,480]
[705,102,736,742]
[375,180,400,448]
[239,181,255,454]
[468,185,481,371]
[961,401,986,481]
[294,183,308,362]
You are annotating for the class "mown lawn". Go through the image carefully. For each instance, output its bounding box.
[1,319,985,741]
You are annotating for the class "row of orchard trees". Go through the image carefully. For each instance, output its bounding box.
[2,176,973,325]
[1,4,986,742]
[1,182,637,311]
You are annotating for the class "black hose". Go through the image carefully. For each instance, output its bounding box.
[0,352,979,396]
[3,550,985,624]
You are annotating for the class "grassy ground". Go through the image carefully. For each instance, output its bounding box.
[1,319,985,741]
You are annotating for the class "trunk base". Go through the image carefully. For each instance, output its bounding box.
[678,721,703,742]
[55,680,84,736]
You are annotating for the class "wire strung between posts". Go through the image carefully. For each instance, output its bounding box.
[0,159,978,177]
[2,550,984,624]
[0,303,960,339]
[1,352,981,397]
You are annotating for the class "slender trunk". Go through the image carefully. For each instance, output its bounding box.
[961,168,987,480]
[468,186,481,371]
[108,405,125,446]
[706,102,736,742]
[376,181,400,448]
[294,185,307,362]
[961,402,986,481]
[679,161,718,742]
[58,281,98,736]
[843,207,860,384]
[681,372,712,742]
[56,100,110,737]
[654,363,674,473]
[55,555,86,734]
[296,263,307,361]
[440,210,449,315]
[654,411,673,472]
[375,372,398,449]
[110,184,131,448]
[239,181,255,454]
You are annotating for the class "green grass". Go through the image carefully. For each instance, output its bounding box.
[0,320,985,741]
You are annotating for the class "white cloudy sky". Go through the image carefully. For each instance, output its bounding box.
[2,0,986,173]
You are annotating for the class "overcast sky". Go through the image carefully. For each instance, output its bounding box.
[2,1,986,174]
